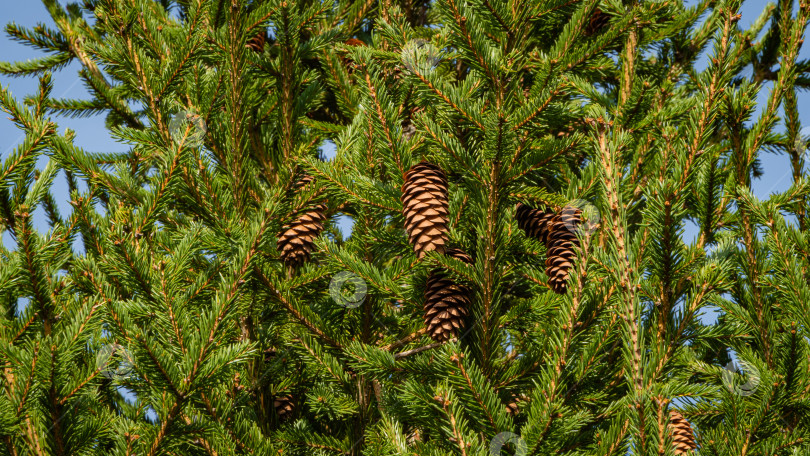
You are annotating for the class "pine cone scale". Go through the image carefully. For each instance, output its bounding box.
[277,177,326,268]
[668,410,697,454]
[402,162,450,258]
[274,395,295,421]
[423,248,473,342]
[515,203,583,294]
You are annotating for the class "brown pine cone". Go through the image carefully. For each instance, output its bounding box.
[246,31,266,53]
[401,162,449,258]
[402,106,423,141]
[505,400,520,416]
[263,347,277,363]
[293,174,315,190]
[669,410,697,454]
[544,206,582,294]
[515,202,556,245]
[274,395,295,421]
[277,203,327,268]
[424,248,472,342]
[584,8,610,36]
[345,38,366,47]
[277,175,326,268]
[343,38,367,74]
[505,393,529,416]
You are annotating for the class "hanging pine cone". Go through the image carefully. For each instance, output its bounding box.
[263,347,277,363]
[274,395,295,421]
[406,428,423,444]
[345,38,366,47]
[515,202,556,245]
[505,393,529,416]
[505,400,520,416]
[246,31,266,53]
[668,410,697,454]
[584,8,610,36]
[293,174,314,190]
[342,38,367,74]
[424,248,472,342]
[277,175,326,268]
[401,106,423,141]
[544,206,582,294]
[401,162,449,258]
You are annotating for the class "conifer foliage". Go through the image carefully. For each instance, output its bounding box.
[2,0,810,455]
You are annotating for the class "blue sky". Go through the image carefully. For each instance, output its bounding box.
[1,0,808,247]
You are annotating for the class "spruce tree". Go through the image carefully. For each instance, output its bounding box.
[1,0,810,455]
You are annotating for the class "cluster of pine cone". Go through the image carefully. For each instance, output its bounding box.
[515,202,583,294]
[400,161,592,340]
[401,162,472,342]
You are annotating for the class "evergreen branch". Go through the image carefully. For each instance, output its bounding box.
[0,52,73,77]
[332,0,375,33]
[197,392,254,454]
[277,4,297,166]
[274,432,350,455]
[146,400,183,456]
[362,69,404,176]
[254,267,343,349]
[12,340,40,418]
[449,351,500,432]
[17,212,55,336]
[320,49,357,119]
[561,13,636,71]
[117,21,169,141]
[411,71,485,131]
[511,88,560,131]
[526,0,580,21]
[43,1,107,88]
[382,328,427,351]
[438,389,470,456]
[482,0,513,41]
[36,97,107,119]
[593,120,647,443]
[393,339,447,359]
[445,0,501,86]
[78,68,144,128]
[419,115,484,182]
[5,22,69,52]
[296,334,349,383]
